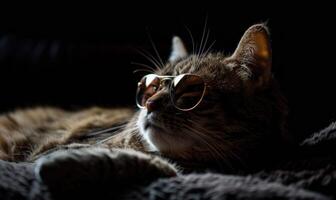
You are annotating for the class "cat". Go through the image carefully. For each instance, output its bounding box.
[0,24,288,196]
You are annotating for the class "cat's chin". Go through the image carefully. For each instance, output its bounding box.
[137,110,193,155]
[141,125,195,157]
[142,125,172,151]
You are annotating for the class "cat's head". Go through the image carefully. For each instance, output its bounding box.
[136,24,288,168]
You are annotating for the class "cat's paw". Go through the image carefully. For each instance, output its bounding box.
[35,147,177,197]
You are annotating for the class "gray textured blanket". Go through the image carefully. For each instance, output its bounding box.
[1,122,336,200]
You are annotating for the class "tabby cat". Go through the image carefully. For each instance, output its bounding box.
[0,24,288,193]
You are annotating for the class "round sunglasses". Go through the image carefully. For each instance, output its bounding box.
[136,73,207,111]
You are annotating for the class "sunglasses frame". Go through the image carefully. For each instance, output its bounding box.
[136,73,207,111]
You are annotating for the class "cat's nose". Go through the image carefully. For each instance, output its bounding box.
[145,91,168,113]
[145,99,159,113]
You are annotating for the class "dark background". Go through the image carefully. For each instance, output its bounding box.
[0,3,335,140]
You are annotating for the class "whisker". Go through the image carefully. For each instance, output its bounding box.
[200,29,210,57]
[197,16,208,58]
[85,123,128,137]
[96,124,138,145]
[133,69,154,74]
[184,119,235,170]
[135,48,162,71]
[147,33,165,69]
[202,40,216,56]
[185,26,196,55]
[181,122,229,168]
[131,62,156,73]
[185,26,197,68]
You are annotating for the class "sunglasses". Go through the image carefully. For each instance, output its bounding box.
[136,73,207,111]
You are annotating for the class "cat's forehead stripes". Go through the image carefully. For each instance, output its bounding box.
[172,54,224,74]
[163,54,241,85]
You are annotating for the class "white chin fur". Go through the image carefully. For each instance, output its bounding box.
[137,110,158,151]
[137,109,194,155]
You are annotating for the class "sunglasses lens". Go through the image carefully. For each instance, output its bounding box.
[136,74,160,108]
[171,74,206,110]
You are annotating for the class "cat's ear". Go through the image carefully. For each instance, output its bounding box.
[169,36,188,63]
[231,24,272,87]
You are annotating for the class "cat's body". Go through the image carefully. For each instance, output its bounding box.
[0,107,141,161]
[0,24,290,192]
